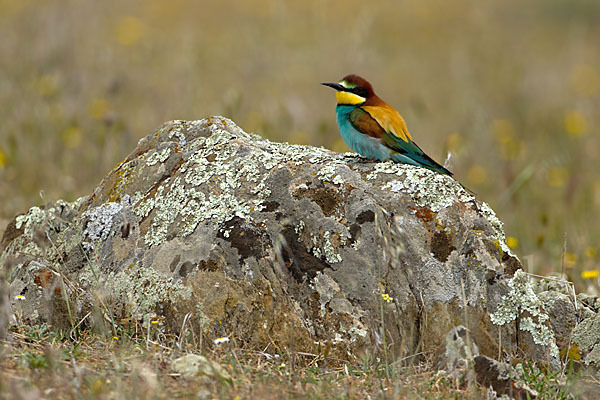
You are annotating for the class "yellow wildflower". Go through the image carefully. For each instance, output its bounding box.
[581,270,599,279]
[506,237,518,249]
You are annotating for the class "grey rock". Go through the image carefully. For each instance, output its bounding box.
[0,272,11,341]
[438,326,479,366]
[436,326,479,385]
[171,354,231,379]
[437,328,539,398]
[573,312,600,367]
[0,117,583,364]
[474,355,538,399]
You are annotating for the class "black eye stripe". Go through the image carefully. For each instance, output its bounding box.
[349,87,368,97]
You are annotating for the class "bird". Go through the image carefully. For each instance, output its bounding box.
[321,74,452,175]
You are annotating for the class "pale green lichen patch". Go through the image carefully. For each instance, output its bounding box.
[479,202,513,256]
[317,163,345,185]
[365,161,401,180]
[8,198,85,259]
[294,220,305,236]
[378,163,514,258]
[338,322,368,343]
[376,163,474,212]
[134,177,208,246]
[14,199,83,237]
[79,261,192,321]
[491,270,559,359]
[323,231,343,264]
[15,206,47,235]
[133,123,262,246]
[310,231,344,264]
[347,324,368,339]
[248,131,348,168]
[144,146,171,166]
[131,118,354,247]
[311,235,322,259]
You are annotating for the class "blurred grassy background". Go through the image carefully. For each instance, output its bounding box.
[0,0,598,287]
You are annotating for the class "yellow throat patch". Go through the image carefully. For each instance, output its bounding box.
[336,91,366,105]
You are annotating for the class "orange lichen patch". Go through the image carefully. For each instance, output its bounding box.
[410,206,436,223]
[433,217,447,233]
[106,163,134,203]
[33,267,62,296]
[560,343,581,361]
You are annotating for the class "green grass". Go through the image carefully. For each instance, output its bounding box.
[2,322,591,399]
[519,361,573,399]
[0,325,475,399]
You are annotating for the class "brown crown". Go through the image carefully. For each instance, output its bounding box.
[341,74,375,96]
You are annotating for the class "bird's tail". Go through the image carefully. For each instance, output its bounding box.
[392,152,453,176]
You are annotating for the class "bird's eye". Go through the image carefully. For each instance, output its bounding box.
[352,87,368,98]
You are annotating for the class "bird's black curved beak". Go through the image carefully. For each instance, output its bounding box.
[321,82,345,91]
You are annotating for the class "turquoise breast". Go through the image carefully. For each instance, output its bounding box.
[335,105,394,162]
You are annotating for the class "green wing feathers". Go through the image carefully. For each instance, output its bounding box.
[385,132,453,175]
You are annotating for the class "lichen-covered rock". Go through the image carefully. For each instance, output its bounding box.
[572,308,600,367]
[0,117,586,365]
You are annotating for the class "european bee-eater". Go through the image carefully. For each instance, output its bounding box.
[322,74,452,175]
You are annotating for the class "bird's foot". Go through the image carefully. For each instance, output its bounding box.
[344,155,375,164]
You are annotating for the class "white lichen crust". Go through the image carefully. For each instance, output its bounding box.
[82,199,126,250]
